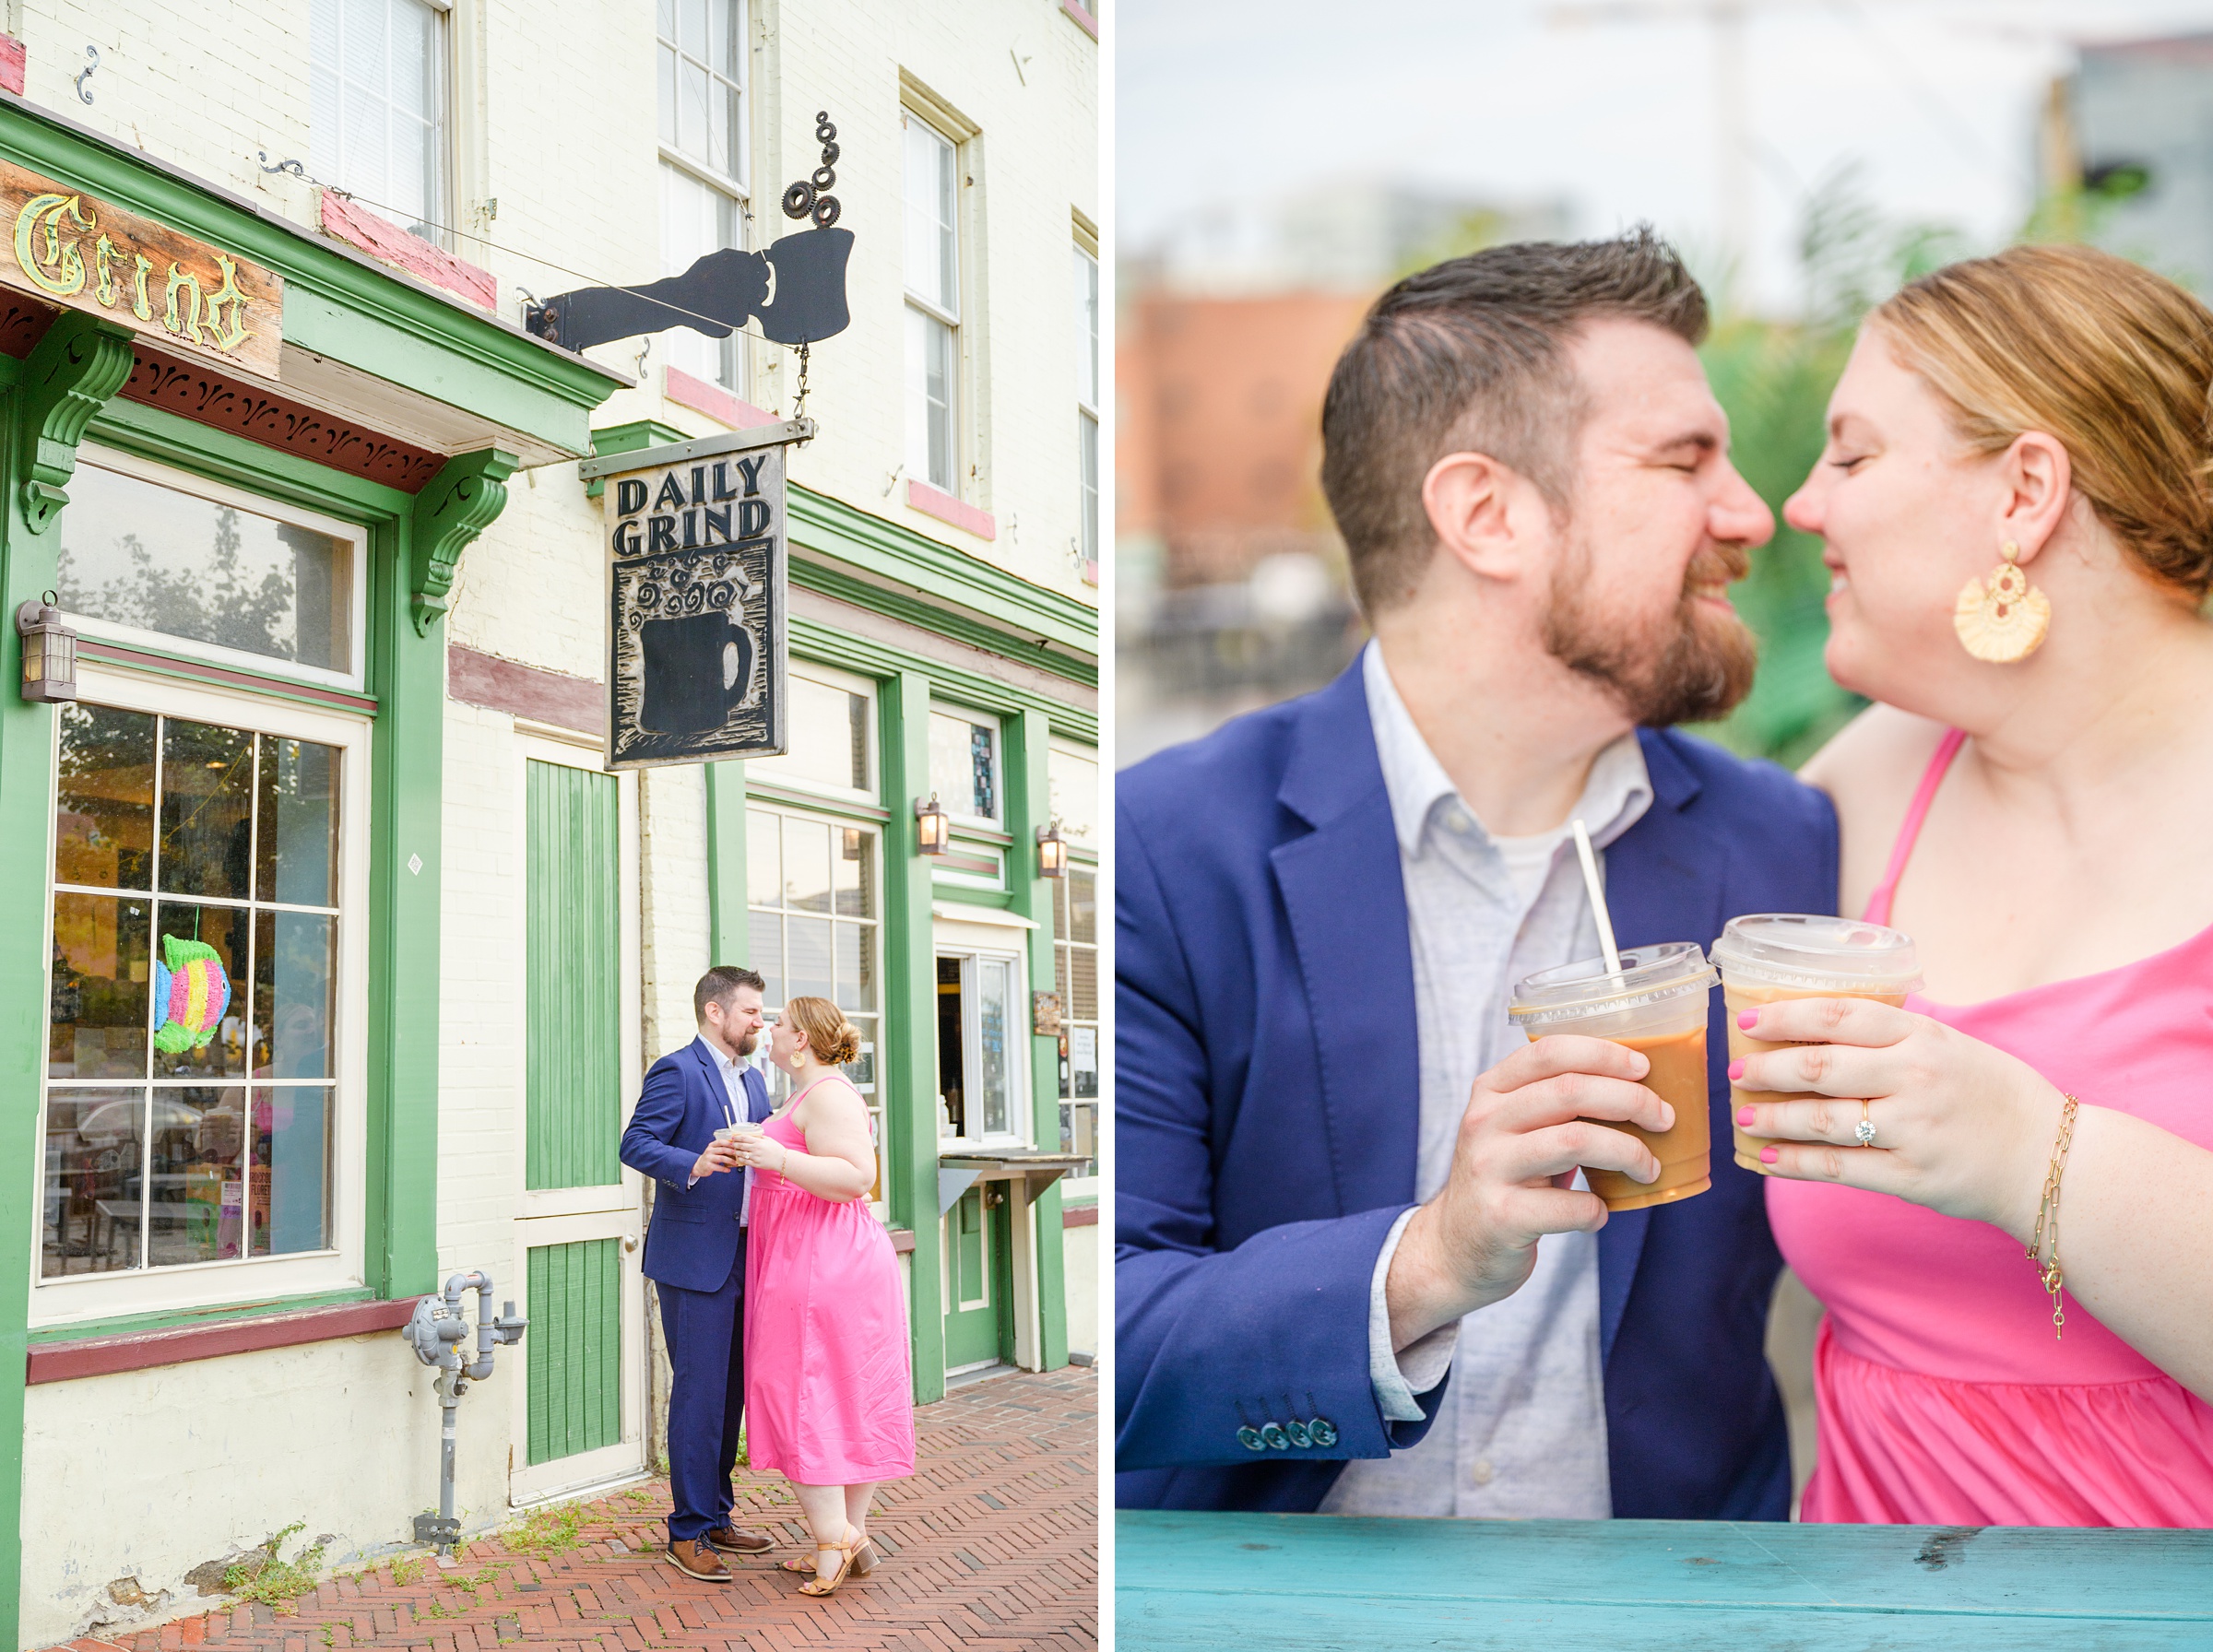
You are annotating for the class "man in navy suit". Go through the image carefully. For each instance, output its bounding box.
[621,965,779,1579]
[1118,231,1838,1518]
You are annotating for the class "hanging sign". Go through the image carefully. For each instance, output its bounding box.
[578,420,813,770]
[0,160,282,379]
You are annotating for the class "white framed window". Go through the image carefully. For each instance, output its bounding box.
[744,804,885,1212]
[903,112,961,493]
[1047,742,1099,1186]
[1074,244,1100,570]
[657,0,750,394]
[57,446,369,693]
[37,667,371,1327]
[742,664,876,804]
[935,949,1028,1146]
[309,0,449,242]
[927,706,1000,827]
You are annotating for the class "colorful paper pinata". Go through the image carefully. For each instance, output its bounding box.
[151,935,231,1055]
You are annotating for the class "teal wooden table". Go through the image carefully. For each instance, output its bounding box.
[1118,1510,2213,1649]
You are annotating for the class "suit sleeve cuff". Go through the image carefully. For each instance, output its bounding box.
[1369,1206,1458,1423]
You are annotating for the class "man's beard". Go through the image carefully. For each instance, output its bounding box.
[738,1028,761,1057]
[1543,537,1758,727]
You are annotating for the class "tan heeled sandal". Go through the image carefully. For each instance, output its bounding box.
[797,1527,865,1597]
[781,1539,876,1576]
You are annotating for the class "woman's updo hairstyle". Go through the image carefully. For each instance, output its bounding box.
[1873,242,2213,599]
[782,996,860,1067]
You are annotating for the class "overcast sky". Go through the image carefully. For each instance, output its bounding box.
[1119,0,2213,313]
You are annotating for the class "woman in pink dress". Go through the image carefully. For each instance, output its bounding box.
[728,995,914,1593]
[1734,243,2213,1526]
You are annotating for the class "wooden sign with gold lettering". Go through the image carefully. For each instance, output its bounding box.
[0,160,282,379]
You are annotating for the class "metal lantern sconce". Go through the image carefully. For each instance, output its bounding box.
[16,592,77,704]
[1036,819,1069,879]
[914,793,950,856]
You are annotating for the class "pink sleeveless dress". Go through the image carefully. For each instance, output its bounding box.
[743,1093,916,1484]
[1769,728,2213,1526]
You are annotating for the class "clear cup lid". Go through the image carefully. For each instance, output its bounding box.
[1509,940,1718,1027]
[1709,913,1922,994]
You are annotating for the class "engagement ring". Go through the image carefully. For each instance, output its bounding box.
[1855,1101,1877,1148]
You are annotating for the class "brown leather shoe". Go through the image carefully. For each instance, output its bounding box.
[704,1525,773,1554]
[666,1538,731,1581]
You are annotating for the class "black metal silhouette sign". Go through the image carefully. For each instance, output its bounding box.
[527,114,853,352]
[578,421,814,770]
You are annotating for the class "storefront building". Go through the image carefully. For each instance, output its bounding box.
[0,0,1097,1641]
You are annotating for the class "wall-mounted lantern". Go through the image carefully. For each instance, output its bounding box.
[1036,820,1069,879]
[914,793,950,856]
[16,593,77,704]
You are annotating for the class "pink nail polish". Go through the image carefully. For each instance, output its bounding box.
[1737,1106,1756,1127]
[1737,1010,1758,1031]
[1759,1147,1780,1164]
[1727,1059,1746,1080]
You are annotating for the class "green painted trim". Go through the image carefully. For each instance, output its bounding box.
[87,394,419,521]
[409,447,518,633]
[584,420,689,500]
[740,777,888,824]
[932,886,1015,911]
[789,484,1098,661]
[792,619,1096,746]
[882,671,946,1403]
[704,761,747,966]
[0,99,623,448]
[26,1287,379,1345]
[76,639,377,714]
[791,558,1096,690]
[1007,711,1069,1372]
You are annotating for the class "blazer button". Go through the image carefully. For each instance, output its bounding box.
[1308,1417,1339,1448]
[1284,1420,1311,1448]
[1260,1422,1290,1450]
[1236,1427,1265,1451]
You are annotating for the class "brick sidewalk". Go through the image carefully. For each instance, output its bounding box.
[53,1365,1095,1652]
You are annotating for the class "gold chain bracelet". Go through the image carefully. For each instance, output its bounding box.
[2026,1095,2079,1339]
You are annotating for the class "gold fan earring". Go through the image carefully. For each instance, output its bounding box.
[1953,540,2051,663]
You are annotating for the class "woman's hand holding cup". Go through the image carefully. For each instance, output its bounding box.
[721,1120,781,1170]
[1730,996,2065,1240]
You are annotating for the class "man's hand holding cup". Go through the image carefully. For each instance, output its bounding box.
[1384,1035,1669,1350]
[691,1125,751,1180]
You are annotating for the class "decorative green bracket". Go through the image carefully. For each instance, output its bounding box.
[409,446,518,634]
[17,312,136,535]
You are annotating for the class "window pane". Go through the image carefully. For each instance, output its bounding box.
[749,676,870,794]
[1074,247,1099,407]
[834,922,869,1014]
[657,0,676,40]
[1080,412,1099,564]
[928,712,998,820]
[657,43,678,144]
[256,736,339,907]
[834,828,873,918]
[254,911,336,1080]
[1055,944,1071,1027]
[151,902,249,1079]
[49,892,150,1080]
[903,119,944,305]
[252,1086,332,1257]
[148,1086,249,1266]
[1048,748,1100,850]
[748,909,784,1004]
[58,465,353,673]
[1071,943,1098,1022]
[788,916,833,1001]
[783,819,832,913]
[680,0,707,56]
[976,958,1012,1136]
[390,107,432,233]
[934,138,958,309]
[679,61,709,159]
[746,808,780,907]
[1071,867,1096,945]
[159,718,254,898]
[56,703,155,891]
[925,315,955,490]
[44,1087,145,1277]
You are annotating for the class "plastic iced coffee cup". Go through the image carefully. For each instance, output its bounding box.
[1508,941,1719,1212]
[1709,914,1922,1174]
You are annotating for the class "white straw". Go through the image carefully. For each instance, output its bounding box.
[1571,818,1624,978]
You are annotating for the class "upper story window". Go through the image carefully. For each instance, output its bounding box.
[657,0,750,394]
[903,112,961,494]
[57,449,367,692]
[927,707,1000,827]
[1074,243,1100,571]
[744,666,875,803]
[309,0,448,242]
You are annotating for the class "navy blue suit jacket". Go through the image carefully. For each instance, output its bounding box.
[620,1037,770,1292]
[1115,662,1838,1516]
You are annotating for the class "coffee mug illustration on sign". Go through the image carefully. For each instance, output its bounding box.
[640,609,756,736]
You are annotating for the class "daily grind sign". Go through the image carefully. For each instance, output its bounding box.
[0,160,282,379]
[579,422,813,770]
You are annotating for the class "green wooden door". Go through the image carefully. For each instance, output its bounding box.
[943,1185,1000,1370]
[519,757,634,1481]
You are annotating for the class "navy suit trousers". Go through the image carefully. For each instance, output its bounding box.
[660,1232,747,1542]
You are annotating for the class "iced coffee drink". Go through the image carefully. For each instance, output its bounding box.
[1709,914,1922,1174]
[1509,942,1720,1211]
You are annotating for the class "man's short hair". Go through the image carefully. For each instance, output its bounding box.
[693,965,766,1022]
[1320,228,1709,614]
